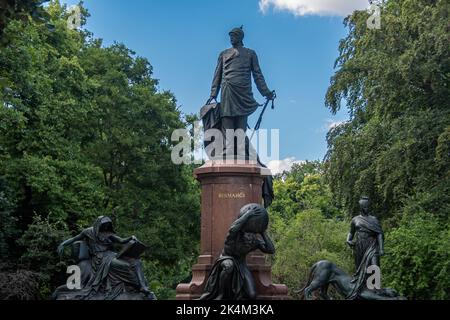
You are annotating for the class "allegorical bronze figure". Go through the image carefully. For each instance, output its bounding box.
[53,216,156,300]
[346,196,384,299]
[199,203,275,300]
[299,197,404,300]
[298,260,405,300]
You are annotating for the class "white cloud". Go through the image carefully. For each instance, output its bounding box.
[326,119,346,130]
[267,157,305,175]
[318,118,347,132]
[259,0,369,17]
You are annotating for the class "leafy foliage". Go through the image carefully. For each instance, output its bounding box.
[322,0,449,299]
[1,0,447,301]
[0,178,18,258]
[0,0,51,42]
[0,1,199,299]
[271,209,352,299]
[0,267,44,300]
[324,0,450,220]
[270,161,342,222]
[16,215,69,297]
[383,207,450,299]
[271,1,449,300]
[269,162,352,299]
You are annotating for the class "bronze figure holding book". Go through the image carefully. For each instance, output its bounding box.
[53,216,156,300]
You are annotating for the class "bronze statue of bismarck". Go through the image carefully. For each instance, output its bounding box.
[207,26,274,156]
[201,26,275,208]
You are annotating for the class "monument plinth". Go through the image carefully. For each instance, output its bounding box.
[175,160,289,300]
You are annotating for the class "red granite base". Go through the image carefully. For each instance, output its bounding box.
[175,160,289,300]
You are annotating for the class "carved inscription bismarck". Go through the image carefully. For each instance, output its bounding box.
[218,192,246,199]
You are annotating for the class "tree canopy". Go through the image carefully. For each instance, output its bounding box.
[325,0,449,221]
[322,0,449,299]
[0,1,199,299]
[0,0,448,300]
[270,0,449,300]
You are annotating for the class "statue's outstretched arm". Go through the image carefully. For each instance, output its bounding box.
[57,232,85,256]
[110,234,135,244]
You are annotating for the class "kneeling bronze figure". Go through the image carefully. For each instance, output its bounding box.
[200,203,275,300]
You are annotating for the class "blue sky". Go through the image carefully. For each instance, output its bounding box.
[60,0,369,172]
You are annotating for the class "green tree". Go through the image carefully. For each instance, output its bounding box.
[383,206,450,299]
[271,209,352,299]
[0,177,18,258]
[325,0,449,220]
[17,215,70,298]
[0,1,199,299]
[323,0,449,299]
[269,162,351,298]
[270,161,342,222]
[0,0,51,44]
[0,1,105,230]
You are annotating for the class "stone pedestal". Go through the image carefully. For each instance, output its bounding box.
[175,160,289,300]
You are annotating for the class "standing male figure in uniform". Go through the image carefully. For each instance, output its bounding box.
[208,26,275,159]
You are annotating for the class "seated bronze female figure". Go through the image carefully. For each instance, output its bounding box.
[53,216,156,300]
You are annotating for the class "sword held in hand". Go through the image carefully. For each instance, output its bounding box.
[249,90,276,141]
